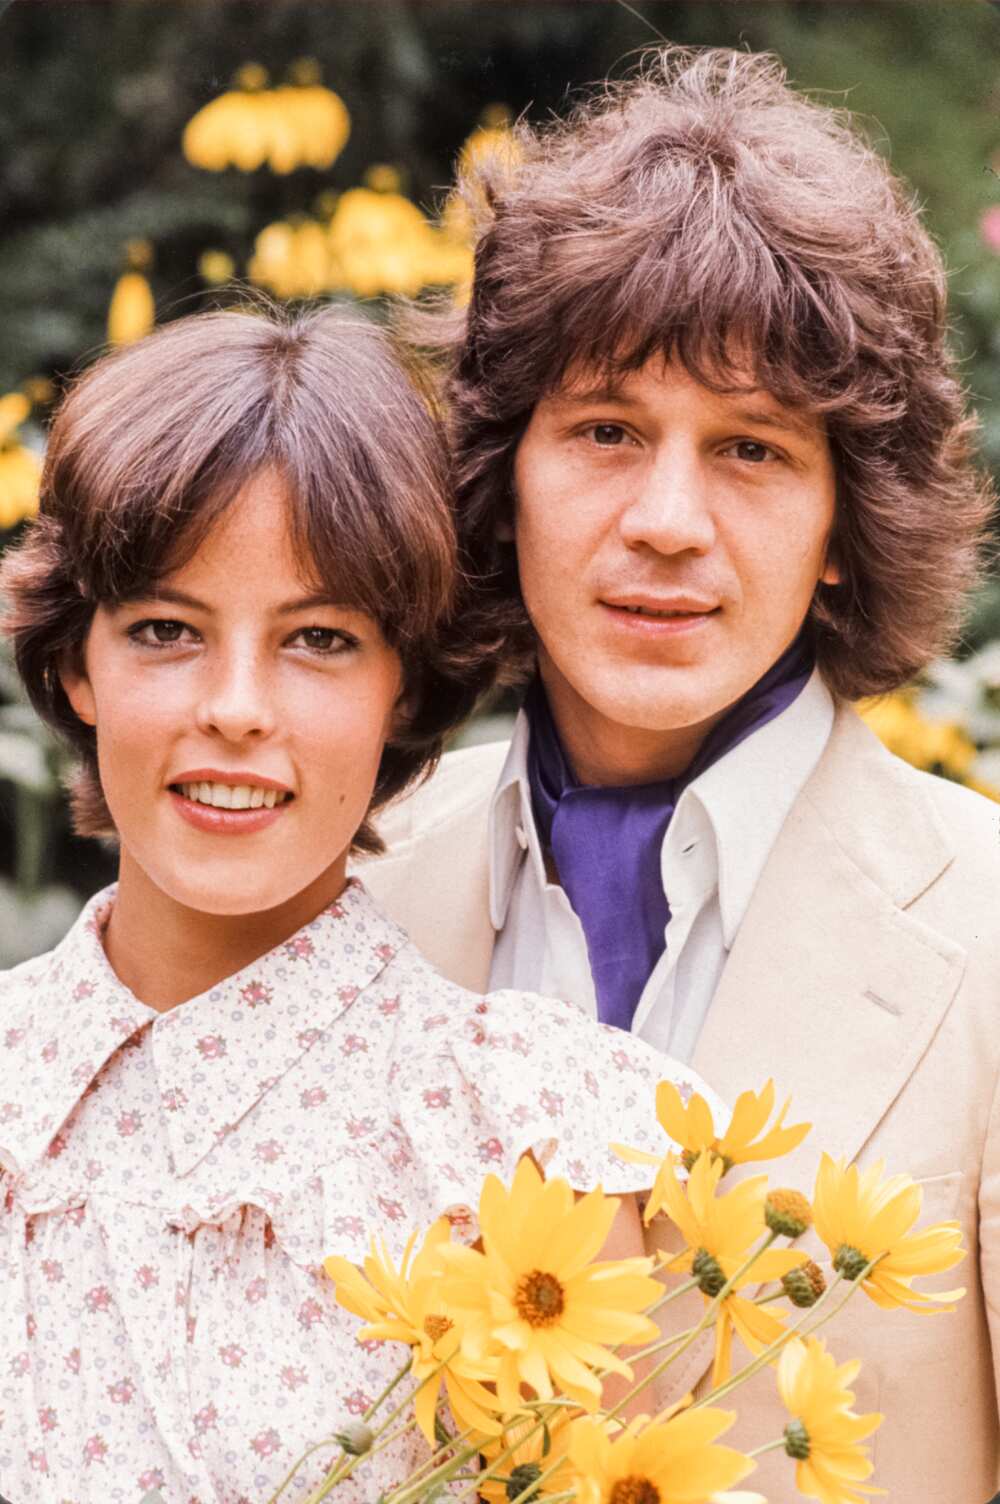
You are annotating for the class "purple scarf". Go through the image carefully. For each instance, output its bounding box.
[525,635,813,1030]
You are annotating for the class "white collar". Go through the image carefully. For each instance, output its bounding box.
[487,668,835,943]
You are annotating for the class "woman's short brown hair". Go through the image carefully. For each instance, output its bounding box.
[1,303,494,850]
[412,46,996,697]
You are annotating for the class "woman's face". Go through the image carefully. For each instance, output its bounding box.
[60,470,403,919]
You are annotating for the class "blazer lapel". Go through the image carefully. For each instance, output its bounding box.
[694,706,964,1187]
[664,707,967,1397]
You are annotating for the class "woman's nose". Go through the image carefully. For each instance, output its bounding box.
[194,651,275,742]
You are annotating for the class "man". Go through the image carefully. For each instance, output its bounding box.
[362,47,1000,1498]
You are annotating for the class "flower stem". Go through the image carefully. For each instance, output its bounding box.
[602,1229,780,1424]
[692,1254,882,1410]
[363,1359,414,1422]
[747,1437,788,1458]
[303,1360,450,1504]
[384,1440,484,1504]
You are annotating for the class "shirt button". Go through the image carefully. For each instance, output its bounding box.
[515,824,529,851]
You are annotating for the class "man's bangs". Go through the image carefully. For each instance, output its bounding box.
[542,227,859,416]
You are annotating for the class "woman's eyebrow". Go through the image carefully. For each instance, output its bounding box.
[121,587,352,614]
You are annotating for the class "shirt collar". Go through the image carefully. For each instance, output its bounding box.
[488,710,540,929]
[665,667,835,947]
[0,879,405,1180]
[487,669,835,948]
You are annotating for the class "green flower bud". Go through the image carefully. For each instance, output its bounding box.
[833,1243,870,1281]
[335,1419,374,1455]
[765,1189,812,1239]
[781,1259,827,1308]
[507,1462,543,1502]
[691,1246,727,1297]
[783,1418,811,1459]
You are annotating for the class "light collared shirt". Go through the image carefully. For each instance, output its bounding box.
[487,668,835,1062]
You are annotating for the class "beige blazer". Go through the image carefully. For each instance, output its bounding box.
[358,704,1000,1502]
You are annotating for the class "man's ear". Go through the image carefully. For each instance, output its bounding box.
[58,652,97,728]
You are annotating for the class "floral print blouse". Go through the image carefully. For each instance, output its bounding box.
[0,879,723,1504]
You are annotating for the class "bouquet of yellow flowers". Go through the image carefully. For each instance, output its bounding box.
[267,1082,964,1504]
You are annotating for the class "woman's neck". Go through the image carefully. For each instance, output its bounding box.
[102,849,349,1011]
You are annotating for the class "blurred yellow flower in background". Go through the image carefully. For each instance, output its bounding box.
[440,1157,660,1412]
[0,393,42,529]
[272,58,351,171]
[107,240,155,347]
[569,1406,756,1504]
[248,219,332,299]
[812,1154,965,1313]
[183,60,350,174]
[198,249,236,286]
[325,1218,501,1444]
[653,1154,807,1385]
[858,692,977,781]
[776,1336,883,1503]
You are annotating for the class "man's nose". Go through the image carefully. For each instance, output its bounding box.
[618,448,716,556]
[195,648,275,742]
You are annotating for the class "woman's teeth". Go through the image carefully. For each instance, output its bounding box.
[178,782,288,809]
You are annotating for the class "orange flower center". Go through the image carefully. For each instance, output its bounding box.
[608,1475,660,1504]
[514,1270,565,1327]
[423,1314,453,1342]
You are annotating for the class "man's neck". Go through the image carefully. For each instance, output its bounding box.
[102,851,349,1012]
[538,669,725,787]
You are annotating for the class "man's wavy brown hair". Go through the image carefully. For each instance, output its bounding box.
[411,46,996,698]
[1,305,497,851]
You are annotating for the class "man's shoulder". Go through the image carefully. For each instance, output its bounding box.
[371,737,509,853]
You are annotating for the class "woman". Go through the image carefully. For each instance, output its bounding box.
[0,307,722,1502]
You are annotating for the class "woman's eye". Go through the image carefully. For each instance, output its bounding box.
[128,619,192,647]
[291,627,356,655]
[729,439,776,464]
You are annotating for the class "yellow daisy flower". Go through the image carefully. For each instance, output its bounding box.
[776,1337,884,1503]
[439,1157,661,1412]
[812,1155,966,1312]
[652,1154,807,1385]
[662,1079,811,1173]
[324,1218,501,1443]
[569,1406,755,1504]
[479,1412,582,1504]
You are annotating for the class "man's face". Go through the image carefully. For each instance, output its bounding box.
[512,357,839,784]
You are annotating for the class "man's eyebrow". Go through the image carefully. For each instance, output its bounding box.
[727,405,820,442]
[546,387,821,441]
[121,586,354,615]
[547,383,630,407]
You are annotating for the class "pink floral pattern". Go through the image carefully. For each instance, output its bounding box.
[0,880,723,1501]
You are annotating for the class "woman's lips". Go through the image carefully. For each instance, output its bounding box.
[169,789,291,835]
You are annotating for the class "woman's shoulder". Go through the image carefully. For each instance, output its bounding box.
[0,943,57,1011]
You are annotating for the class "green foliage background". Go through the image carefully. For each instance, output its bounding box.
[1,0,999,955]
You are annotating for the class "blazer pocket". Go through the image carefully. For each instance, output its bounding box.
[915,1170,965,1221]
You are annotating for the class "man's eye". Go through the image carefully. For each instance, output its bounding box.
[128,619,190,647]
[586,424,630,447]
[730,440,776,463]
[292,627,355,654]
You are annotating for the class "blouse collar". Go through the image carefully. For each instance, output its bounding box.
[0,879,405,1179]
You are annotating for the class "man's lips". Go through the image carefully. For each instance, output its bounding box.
[600,594,721,617]
[600,596,721,633]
